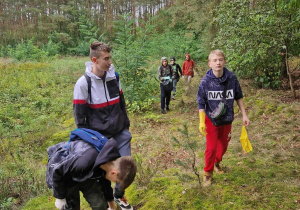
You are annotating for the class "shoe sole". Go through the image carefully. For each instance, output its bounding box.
[114,200,133,210]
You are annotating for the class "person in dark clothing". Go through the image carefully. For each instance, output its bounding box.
[170,57,182,100]
[46,138,137,210]
[73,41,133,209]
[158,57,176,114]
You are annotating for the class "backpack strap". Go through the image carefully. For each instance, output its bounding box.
[84,72,120,104]
[221,80,228,102]
[115,72,119,82]
[115,72,120,91]
[84,73,92,104]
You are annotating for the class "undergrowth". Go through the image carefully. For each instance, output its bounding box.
[0,58,85,208]
[126,74,299,209]
[0,58,299,209]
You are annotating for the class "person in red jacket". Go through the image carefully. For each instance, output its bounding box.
[182,53,195,93]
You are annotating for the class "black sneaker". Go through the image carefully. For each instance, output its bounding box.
[166,106,170,111]
[161,109,166,114]
[114,197,133,210]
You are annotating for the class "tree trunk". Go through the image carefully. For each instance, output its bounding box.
[106,0,112,40]
[285,47,296,99]
[132,0,136,35]
[280,50,287,78]
[0,2,2,26]
[273,0,296,99]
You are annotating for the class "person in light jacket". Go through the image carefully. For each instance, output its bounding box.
[73,41,133,210]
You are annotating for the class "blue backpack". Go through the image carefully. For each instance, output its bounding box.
[66,128,108,152]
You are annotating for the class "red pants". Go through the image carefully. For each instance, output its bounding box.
[204,115,232,172]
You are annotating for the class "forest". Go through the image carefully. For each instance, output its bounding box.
[0,0,299,209]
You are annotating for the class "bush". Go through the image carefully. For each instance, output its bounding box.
[41,39,60,56]
[212,0,299,89]
[7,39,48,61]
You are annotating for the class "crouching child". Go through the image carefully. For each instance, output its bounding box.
[46,129,137,210]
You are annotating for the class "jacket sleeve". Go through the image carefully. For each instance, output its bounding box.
[234,76,243,100]
[170,65,176,79]
[118,80,130,129]
[197,79,207,110]
[101,178,114,201]
[158,66,164,81]
[177,64,182,76]
[52,166,68,199]
[182,62,186,75]
[192,61,195,76]
[73,77,89,128]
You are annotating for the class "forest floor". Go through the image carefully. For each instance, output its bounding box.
[16,58,300,210]
[124,70,300,209]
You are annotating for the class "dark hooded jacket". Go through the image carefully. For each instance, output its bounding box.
[197,68,243,126]
[170,57,182,80]
[46,139,120,201]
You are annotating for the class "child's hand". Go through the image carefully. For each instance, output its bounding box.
[243,115,250,126]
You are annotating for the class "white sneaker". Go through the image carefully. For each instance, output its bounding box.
[114,197,133,210]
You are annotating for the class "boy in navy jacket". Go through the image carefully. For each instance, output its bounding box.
[197,50,250,187]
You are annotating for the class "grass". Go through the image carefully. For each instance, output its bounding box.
[126,71,300,209]
[0,58,299,209]
[0,57,86,209]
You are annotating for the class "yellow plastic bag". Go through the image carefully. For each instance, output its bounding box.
[240,126,252,153]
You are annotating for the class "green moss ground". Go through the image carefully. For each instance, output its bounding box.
[1,58,299,209]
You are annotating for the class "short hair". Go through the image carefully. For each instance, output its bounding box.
[90,41,111,60]
[116,156,137,191]
[208,49,226,61]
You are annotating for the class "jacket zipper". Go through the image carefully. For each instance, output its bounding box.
[102,77,109,107]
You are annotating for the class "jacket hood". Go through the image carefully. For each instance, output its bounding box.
[205,67,229,83]
[161,57,168,65]
[85,62,116,79]
[93,139,120,170]
[185,53,191,61]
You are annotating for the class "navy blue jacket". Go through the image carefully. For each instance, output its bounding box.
[197,68,243,126]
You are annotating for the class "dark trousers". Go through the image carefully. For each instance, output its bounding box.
[65,179,106,210]
[111,129,132,198]
[160,83,171,109]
